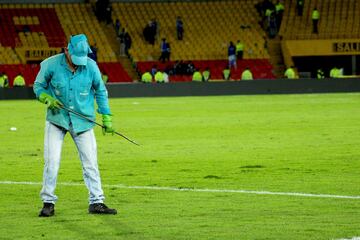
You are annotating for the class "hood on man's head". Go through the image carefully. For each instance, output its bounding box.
[67,34,92,66]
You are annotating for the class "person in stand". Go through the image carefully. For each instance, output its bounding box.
[143,22,155,45]
[236,40,244,60]
[330,67,340,78]
[165,41,171,62]
[317,68,325,79]
[163,68,169,83]
[0,72,9,88]
[151,18,158,42]
[275,1,284,28]
[13,73,26,87]
[284,66,296,79]
[123,30,132,55]
[154,70,164,83]
[114,18,121,36]
[33,34,117,217]
[241,67,253,80]
[102,71,109,83]
[192,69,202,82]
[202,68,211,81]
[297,0,304,16]
[176,16,184,40]
[118,28,126,56]
[186,61,195,75]
[159,38,170,62]
[223,66,231,80]
[88,43,98,62]
[151,65,157,76]
[312,7,320,34]
[228,41,237,69]
[268,11,278,38]
[105,3,112,25]
[141,71,153,83]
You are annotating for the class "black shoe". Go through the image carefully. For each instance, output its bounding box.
[39,203,55,217]
[89,203,117,215]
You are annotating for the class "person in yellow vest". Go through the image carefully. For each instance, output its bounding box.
[329,67,340,78]
[223,66,231,81]
[317,68,325,79]
[265,8,273,19]
[236,40,244,60]
[192,69,202,82]
[154,70,164,83]
[141,71,153,83]
[296,0,304,16]
[101,71,109,83]
[312,7,320,34]
[0,72,9,88]
[275,1,284,27]
[241,67,253,80]
[284,66,296,79]
[264,8,273,31]
[13,73,26,87]
[202,68,210,81]
[163,70,169,83]
[0,73,3,87]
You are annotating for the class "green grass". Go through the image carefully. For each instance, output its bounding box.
[1,93,360,239]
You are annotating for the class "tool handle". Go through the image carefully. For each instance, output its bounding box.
[60,105,140,146]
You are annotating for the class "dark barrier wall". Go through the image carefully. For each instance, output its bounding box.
[1,78,360,100]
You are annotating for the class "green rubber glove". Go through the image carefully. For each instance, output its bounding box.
[102,114,115,135]
[38,93,63,110]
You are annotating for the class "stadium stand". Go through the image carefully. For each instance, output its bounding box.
[0,44,21,65]
[6,0,357,83]
[112,1,275,80]
[0,0,358,88]
[0,5,65,47]
[0,64,39,87]
[279,0,360,40]
[0,3,132,85]
[113,1,270,61]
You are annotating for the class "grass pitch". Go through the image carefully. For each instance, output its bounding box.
[0,93,360,240]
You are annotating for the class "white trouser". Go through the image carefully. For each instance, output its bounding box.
[40,121,105,204]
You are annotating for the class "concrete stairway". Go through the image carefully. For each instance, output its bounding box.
[100,22,139,81]
[267,36,286,78]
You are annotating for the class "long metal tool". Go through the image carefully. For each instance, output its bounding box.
[60,105,140,146]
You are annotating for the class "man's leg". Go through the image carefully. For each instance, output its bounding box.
[71,129,117,214]
[39,121,66,216]
[71,129,104,204]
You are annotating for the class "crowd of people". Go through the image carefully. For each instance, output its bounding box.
[138,59,258,83]
[256,0,321,38]
[140,16,184,63]
[256,0,284,38]
[140,60,197,83]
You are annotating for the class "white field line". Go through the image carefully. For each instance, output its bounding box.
[335,238,360,240]
[0,180,360,200]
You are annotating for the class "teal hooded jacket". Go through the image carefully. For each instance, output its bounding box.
[33,53,111,133]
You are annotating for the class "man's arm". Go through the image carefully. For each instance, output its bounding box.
[33,60,51,98]
[33,60,62,109]
[92,65,111,115]
[92,65,114,134]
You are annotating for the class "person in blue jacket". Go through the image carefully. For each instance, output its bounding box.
[33,34,117,217]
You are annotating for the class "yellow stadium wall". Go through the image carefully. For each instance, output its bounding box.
[283,39,360,57]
